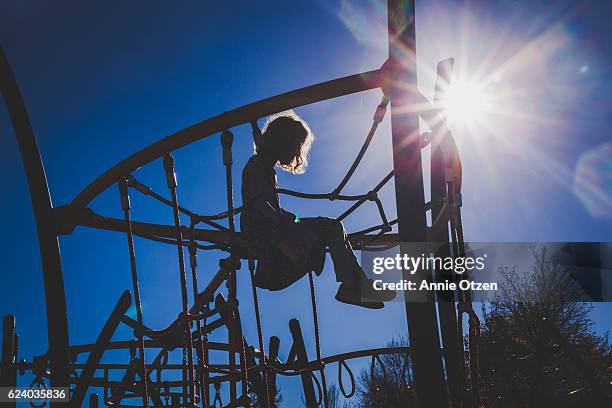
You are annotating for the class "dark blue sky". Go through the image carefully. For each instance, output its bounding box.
[1,1,611,405]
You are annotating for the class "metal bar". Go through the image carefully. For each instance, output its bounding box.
[77,207,432,248]
[1,315,16,386]
[289,319,317,408]
[220,130,250,401]
[68,70,383,211]
[453,207,480,407]
[307,271,329,407]
[244,343,266,406]
[108,358,137,406]
[136,358,165,406]
[221,131,239,402]
[76,209,414,249]
[248,260,271,407]
[321,346,412,365]
[187,241,209,408]
[0,46,70,399]
[1,315,17,408]
[268,336,281,407]
[11,332,18,398]
[104,367,109,403]
[66,339,235,356]
[447,171,471,405]
[118,178,150,407]
[27,346,414,377]
[430,58,463,408]
[162,154,196,405]
[89,393,99,408]
[387,1,449,408]
[71,290,131,405]
[196,265,230,309]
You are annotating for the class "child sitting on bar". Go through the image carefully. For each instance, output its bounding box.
[240,111,395,309]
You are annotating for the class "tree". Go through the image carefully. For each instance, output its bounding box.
[355,337,417,407]
[355,246,611,407]
[478,246,611,407]
[326,383,355,408]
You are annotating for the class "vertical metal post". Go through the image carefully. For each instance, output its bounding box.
[268,336,281,407]
[188,241,209,407]
[431,59,463,408]
[387,1,449,407]
[118,179,149,407]
[248,259,272,407]
[221,130,238,402]
[220,130,249,401]
[1,315,17,408]
[104,368,109,403]
[307,272,329,407]
[89,393,99,408]
[163,154,196,405]
[11,332,18,393]
[0,47,70,401]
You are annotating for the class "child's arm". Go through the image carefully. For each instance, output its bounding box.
[245,160,287,224]
[251,198,284,224]
[252,199,296,223]
[280,208,296,223]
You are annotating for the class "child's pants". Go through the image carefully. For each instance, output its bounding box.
[300,217,362,284]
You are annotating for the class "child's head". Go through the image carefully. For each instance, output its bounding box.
[258,110,314,174]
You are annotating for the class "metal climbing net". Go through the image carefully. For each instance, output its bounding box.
[1,22,480,408]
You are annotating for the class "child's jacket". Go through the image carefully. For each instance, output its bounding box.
[240,155,325,290]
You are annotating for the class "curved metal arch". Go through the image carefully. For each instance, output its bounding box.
[68,69,384,212]
[0,46,70,394]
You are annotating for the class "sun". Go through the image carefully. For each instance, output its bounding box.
[440,77,491,129]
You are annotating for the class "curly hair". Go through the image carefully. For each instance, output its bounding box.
[256,110,314,174]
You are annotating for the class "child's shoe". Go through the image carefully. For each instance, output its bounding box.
[335,279,397,309]
[335,283,384,309]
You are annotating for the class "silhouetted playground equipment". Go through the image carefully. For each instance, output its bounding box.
[0,1,486,407]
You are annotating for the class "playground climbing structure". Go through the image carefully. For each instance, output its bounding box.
[0,1,481,407]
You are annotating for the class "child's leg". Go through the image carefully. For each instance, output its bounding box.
[303,217,362,285]
[301,217,396,308]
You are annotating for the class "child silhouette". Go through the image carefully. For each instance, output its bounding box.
[240,111,395,309]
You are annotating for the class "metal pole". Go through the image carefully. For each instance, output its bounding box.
[89,393,99,408]
[1,315,17,408]
[188,241,209,407]
[118,179,149,407]
[289,319,317,408]
[387,1,448,407]
[431,59,463,408]
[71,291,131,406]
[163,154,196,405]
[221,130,238,402]
[0,47,70,400]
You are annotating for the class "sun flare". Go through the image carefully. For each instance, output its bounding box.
[441,77,491,128]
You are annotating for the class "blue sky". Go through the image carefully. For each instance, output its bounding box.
[1,0,611,406]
